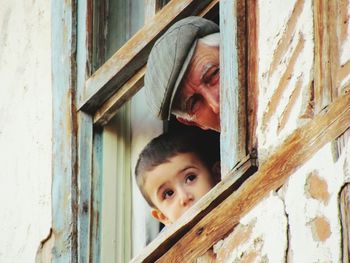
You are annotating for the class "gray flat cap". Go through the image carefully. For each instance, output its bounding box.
[144,16,219,120]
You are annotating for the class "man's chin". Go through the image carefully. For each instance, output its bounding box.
[210,123,221,132]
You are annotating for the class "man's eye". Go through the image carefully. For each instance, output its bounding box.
[186,174,197,183]
[162,189,174,199]
[203,67,219,84]
[186,94,201,114]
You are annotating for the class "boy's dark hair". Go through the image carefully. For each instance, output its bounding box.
[135,130,220,207]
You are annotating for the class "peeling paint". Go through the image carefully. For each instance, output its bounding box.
[214,220,256,262]
[35,229,55,263]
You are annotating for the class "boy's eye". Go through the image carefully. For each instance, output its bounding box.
[186,174,197,183]
[162,189,174,200]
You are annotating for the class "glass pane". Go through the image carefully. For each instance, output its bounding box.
[92,0,145,71]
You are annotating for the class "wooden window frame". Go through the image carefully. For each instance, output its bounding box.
[51,0,350,262]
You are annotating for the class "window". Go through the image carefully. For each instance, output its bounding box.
[51,0,255,262]
[75,0,226,262]
[52,0,350,262]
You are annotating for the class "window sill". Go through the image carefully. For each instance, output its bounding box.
[131,92,350,263]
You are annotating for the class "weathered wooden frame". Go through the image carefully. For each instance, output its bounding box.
[52,0,350,262]
[77,0,219,114]
[131,91,350,263]
[52,0,225,262]
[51,0,78,262]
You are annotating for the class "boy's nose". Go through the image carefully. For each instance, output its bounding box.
[179,189,194,206]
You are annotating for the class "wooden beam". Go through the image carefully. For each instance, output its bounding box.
[79,0,216,113]
[313,0,339,112]
[340,183,350,263]
[93,0,219,126]
[131,92,350,262]
[94,67,145,126]
[130,154,257,263]
[51,0,77,261]
[246,0,258,153]
[76,1,94,263]
[220,0,247,175]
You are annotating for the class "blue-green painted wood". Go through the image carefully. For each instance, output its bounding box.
[220,0,247,175]
[77,0,91,106]
[77,112,93,263]
[51,0,77,262]
[91,129,103,263]
[76,1,94,262]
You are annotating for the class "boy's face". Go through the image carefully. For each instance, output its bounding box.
[143,152,217,225]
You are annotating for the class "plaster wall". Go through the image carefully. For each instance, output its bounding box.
[214,142,350,262]
[212,0,350,261]
[0,1,52,262]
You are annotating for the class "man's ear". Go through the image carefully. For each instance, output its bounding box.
[151,208,170,225]
[176,116,197,127]
[211,161,221,183]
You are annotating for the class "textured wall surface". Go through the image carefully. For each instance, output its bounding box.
[0,1,52,262]
[211,0,350,262]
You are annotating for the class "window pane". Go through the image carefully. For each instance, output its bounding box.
[92,0,145,71]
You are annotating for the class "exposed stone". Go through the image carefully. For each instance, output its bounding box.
[305,170,330,204]
[309,216,331,242]
[240,249,259,263]
[215,220,256,262]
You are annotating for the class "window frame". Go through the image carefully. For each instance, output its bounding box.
[51,0,251,261]
[51,0,350,262]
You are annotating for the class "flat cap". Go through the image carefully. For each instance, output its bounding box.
[144,16,219,120]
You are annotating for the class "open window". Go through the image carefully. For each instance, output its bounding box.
[52,0,258,261]
[74,0,246,262]
[52,0,350,261]
[74,0,258,261]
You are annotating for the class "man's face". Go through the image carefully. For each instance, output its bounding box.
[144,152,216,225]
[173,41,220,132]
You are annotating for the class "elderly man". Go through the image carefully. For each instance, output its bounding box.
[145,16,220,132]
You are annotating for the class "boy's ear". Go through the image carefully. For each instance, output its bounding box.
[211,161,221,183]
[151,208,170,225]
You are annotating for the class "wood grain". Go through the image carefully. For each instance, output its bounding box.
[51,0,78,261]
[313,0,339,112]
[340,183,350,263]
[247,0,258,154]
[220,0,247,175]
[92,0,219,126]
[131,92,350,262]
[130,154,258,263]
[79,0,216,113]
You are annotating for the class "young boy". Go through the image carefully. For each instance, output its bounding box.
[135,131,220,226]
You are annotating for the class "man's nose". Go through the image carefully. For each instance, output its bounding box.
[202,88,220,114]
